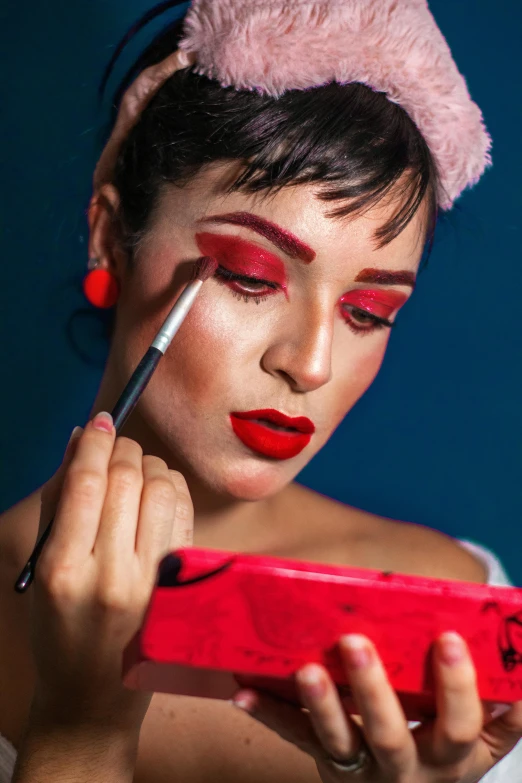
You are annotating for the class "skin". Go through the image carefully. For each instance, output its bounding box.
[3,162,521,783]
[92,165,419,510]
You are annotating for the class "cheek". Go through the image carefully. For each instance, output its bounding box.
[328,336,389,426]
[146,282,276,410]
[162,296,235,404]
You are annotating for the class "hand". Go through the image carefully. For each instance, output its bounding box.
[232,633,522,781]
[27,412,194,735]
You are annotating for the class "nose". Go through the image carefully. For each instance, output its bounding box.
[261,301,334,393]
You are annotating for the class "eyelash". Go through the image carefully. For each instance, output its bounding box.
[341,304,395,336]
[215,266,277,304]
[215,266,395,334]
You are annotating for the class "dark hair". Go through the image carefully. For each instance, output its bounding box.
[102,2,439,255]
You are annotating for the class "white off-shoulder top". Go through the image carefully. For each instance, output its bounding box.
[0,540,520,782]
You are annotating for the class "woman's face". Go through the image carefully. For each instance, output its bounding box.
[104,165,427,500]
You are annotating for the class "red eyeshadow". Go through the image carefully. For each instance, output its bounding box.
[198,212,316,263]
[196,233,288,293]
[340,289,408,319]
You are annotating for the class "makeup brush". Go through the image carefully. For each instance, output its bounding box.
[14,256,218,593]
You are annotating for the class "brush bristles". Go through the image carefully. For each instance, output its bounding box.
[195,256,218,282]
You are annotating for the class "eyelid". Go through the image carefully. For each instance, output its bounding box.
[340,289,408,320]
[196,232,288,287]
[344,304,394,328]
[216,266,278,288]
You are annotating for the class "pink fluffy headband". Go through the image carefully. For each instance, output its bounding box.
[95,0,492,209]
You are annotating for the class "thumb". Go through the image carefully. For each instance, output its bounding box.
[168,470,194,549]
[38,426,83,539]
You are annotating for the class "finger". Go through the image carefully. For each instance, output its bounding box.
[38,426,83,538]
[134,456,178,574]
[480,699,522,762]
[431,632,483,765]
[296,663,363,763]
[167,470,194,549]
[339,635,416,775]
[45,413,116,562]
[93,437,144,560]
[231,689,321,757]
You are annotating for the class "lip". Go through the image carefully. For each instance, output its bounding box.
[230,409,315,460]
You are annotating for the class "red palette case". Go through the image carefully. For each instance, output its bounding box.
[123,548,522,721]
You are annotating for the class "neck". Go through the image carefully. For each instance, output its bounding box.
[90,361,286,555]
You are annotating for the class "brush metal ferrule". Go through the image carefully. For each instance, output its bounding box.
[151,279,203,354]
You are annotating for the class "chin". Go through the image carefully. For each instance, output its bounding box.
[205,455,302,501]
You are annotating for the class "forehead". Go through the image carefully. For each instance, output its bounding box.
[155,163,429,275]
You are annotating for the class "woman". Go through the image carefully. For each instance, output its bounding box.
[2,1,521,781]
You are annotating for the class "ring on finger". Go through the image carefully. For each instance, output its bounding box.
[325,743,372,775]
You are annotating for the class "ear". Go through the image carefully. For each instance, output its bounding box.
[87,184,128,283]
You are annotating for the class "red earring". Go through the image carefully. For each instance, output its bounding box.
[83,259,120,309]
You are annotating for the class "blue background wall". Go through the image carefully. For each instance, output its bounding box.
[1,1,521,581]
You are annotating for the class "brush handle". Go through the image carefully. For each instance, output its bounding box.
[14,271,210,594]
[112,346,163,431]
[14,346,164,593]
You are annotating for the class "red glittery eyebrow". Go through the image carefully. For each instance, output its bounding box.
[354,268,416,288]
[196,211,316,263]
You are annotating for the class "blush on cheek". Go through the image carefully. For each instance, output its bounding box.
[330,341,389,428]
[154,286,244,415]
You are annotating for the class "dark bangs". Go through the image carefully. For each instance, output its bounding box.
[103,6,439,251]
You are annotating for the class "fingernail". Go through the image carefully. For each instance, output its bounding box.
[64,426,83,458]
[340,635,373,669]
[230,690,256,711]
[91,412,114,433]
[67,426,83,445]
[296,665,327,699]
[440,632,466,665]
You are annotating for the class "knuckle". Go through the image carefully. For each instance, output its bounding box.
[367,730,404,756]
[441,722,481,747]
[64,468,105,504]
[174,499,192,522]
[443,668,478,698]
[456,662,478,686]
[168,470,189,492]
[93,580,130,616]
[115,436,143,457]
[142,454,168,472]
[37,558,79,604]
[145,476,177,508]
[108,461,141,492]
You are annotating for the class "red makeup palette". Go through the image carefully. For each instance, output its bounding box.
[123,548,522,721]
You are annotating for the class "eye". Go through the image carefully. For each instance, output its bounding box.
[341,303,394,335]
[215,265,279,303]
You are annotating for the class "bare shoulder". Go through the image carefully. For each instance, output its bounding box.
[285,483,488,584]
[373,516,489,583]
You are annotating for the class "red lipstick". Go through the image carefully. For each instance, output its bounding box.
[230,409,315,460]
[196,233,288,296]
[340,288,408,319]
